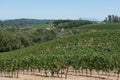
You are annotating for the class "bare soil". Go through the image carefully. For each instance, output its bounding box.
[0,70,119,80]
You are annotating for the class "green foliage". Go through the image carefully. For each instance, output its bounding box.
[54,20,92,29]
[0,27,57,52]
[0,19,120,79]
[0,19,54,29]
[77,23,120,30]
[71,23,120,34]
[53,20,72,26]
[0,30,120,78]
[0,29,35,52]
[0,30,20,52]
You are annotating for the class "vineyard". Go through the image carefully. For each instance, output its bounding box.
[71,23,120,34]
[75,23,120,30]
[0,0,120,79]
[0,30,120,80]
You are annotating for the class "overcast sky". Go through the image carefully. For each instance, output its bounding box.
[0,0,120,20]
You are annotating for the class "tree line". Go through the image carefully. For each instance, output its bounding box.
[0,19,54,28]
[104,15,120,23]
[0,29,56,52]
[53,20,92,29]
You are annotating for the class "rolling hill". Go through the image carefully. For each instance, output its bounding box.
[71,23,120,31]
[0,23,120,79]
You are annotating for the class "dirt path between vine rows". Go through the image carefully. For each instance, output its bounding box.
[0,70,119,80]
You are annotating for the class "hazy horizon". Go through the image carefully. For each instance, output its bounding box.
[0,17,100,21]
[0,0,120,21]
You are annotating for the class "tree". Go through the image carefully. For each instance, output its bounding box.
[104,15,120,23]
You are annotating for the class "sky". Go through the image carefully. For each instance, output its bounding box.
[0,0,120,20]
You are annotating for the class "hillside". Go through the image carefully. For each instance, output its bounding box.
[0,19,54,29]
[0,20,93,52]
[1,30,120,56]
[80,23,120,30]
[0,23,120,80]
[0,29,120,80]
[1,23,120,52]
[70,23,120,33]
